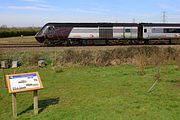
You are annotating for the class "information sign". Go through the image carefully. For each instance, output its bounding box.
[6,72,43,93]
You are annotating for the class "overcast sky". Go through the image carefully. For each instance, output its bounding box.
[0,0,180,27]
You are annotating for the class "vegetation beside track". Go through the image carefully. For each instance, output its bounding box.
[0,46,180,68]
[0,28,40,38]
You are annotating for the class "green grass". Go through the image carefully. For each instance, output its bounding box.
[0,65,180,120]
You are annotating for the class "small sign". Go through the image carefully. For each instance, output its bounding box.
[6,72,43,93]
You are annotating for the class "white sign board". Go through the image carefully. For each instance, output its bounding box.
[6,72,43,93]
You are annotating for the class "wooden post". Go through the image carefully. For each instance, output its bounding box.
[12,93,17,118]
[33,90,38,115]
[2,68,7,88]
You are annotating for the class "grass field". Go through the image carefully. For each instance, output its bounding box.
[0,36,38,44]
[0,65,179,120]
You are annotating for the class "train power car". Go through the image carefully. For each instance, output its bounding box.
[35,23,180,46]
[35,23,140,46]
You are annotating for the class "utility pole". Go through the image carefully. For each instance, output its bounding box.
[162,11,167,23]
[132,18,136,23]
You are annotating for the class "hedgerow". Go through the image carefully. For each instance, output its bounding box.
[0,28,40,38]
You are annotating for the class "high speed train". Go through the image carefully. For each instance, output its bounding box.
[35,23,180,46]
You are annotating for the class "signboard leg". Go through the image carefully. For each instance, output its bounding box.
[12,93,17,118]
[33,90,38,115]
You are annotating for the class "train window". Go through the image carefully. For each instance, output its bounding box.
[42,26,49,34]
[144,29,147,33]
[48,26,54,31]
[164,28,180,33]
[125,29,131,33]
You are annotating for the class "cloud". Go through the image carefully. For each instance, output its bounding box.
[74,8,104,14]
[19,0,44,2]
[7,0,56,11]
[7,4,58,11]
[74,8,110,15]
[91,8,110,12]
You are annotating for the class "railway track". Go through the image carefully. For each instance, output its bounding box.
[0,43,179,49]
[0,44,44,48]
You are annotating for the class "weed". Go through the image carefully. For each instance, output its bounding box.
[28,52,43,66]
[54,67,64,73]
[174,50,180,70]
[0,46,179,68]
[135,52,147,75]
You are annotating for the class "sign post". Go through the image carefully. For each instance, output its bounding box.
[12,93,17,118]
[33,90,38,115]
[6,72,44,117]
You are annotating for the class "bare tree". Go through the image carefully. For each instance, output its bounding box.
[0,25,8,28]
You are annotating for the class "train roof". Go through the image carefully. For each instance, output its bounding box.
[43,22,180,28]
[140,23,180,27]
[45,23,139,27]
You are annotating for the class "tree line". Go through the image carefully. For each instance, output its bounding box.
[0,26,40,38]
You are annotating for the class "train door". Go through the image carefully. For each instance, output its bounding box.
[143,27,150,39]
[99,27,113,39]
[124,27,132,39]
[138,24,143,40]
[98,26,113,45]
